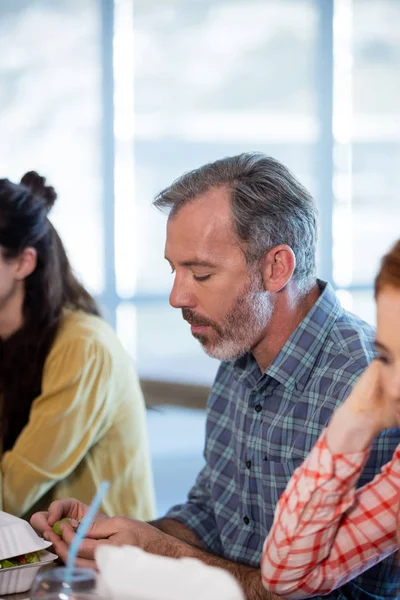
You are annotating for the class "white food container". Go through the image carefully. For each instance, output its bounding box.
[0,510,57,594]
[0,549,58,595]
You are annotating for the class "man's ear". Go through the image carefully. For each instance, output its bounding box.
[14,247,37,280]
[261,245,296,292]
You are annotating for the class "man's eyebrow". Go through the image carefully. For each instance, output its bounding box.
[164,256,217,268]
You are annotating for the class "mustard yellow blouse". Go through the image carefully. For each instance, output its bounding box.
[0,310,155,520]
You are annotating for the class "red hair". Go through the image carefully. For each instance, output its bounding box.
[375,240,400,297]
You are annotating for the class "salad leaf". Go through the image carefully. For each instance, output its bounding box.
[0,551,40,569]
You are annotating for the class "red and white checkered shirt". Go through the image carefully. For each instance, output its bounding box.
[261,431,400,599]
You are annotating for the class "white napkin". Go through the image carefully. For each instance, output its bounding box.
[96,545,245,600]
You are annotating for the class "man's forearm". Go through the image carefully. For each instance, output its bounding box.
[150,517,206,549]
[150,518,281,600]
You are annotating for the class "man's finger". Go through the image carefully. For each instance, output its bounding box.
[47,500,71,527]
[44,530,69,563]
[44,529,97,571]
[47,498,84,526]
[72,538,114,562]
[30,511,50,535]
[53,538,97,571]
[60,524,100,561]
[85,516,130,540]
[71,556,98,570]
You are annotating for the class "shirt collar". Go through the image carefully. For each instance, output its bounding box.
[232,280,343,391]
[264,280,343,391]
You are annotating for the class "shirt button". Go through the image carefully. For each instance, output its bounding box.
[243,516,250,525]
[254,404,262,413]
[245,460,251,469]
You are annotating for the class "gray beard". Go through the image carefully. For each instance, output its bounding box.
[194,289,273,361]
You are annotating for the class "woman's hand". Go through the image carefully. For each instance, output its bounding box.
[326,361,398,454]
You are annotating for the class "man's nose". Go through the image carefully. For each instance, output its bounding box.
[169,274,197,309]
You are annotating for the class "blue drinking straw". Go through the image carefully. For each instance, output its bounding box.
[65,481,110,584]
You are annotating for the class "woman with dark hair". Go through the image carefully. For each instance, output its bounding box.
[261,240,400,598]
[0,172,155,520]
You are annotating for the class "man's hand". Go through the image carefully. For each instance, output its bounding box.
[42,516,170,569]
[31,498,91,533]
[32,506,281,599]
[326,360,398,453]
[30,497,107,568]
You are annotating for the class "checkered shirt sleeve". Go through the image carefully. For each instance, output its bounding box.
[261,431,400,599]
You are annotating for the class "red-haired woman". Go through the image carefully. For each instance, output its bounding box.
[262,240,400,599]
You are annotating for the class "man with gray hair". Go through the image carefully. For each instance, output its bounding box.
[32,153,398,600]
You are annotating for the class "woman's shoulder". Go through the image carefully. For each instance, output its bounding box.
[40,310,143,417]
[60,309,113,335]
[50,309,128,362]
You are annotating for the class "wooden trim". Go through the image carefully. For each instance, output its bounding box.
[140,379,210,410]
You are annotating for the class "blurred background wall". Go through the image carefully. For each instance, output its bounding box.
[1,0,399,515]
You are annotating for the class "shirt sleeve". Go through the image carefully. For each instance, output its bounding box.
[1,336,112,517]
[261,431,400,599]
[165,462,223,555]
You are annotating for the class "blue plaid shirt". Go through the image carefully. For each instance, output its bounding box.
[167,281,400,599]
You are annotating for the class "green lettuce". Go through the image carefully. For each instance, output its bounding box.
[0,551,40,569]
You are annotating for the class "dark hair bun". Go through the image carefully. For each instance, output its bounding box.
[20,171,57,211]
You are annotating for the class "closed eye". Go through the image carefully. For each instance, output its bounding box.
[375,341,391,365]
[193,274,211,282]
[375,353,390,365]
